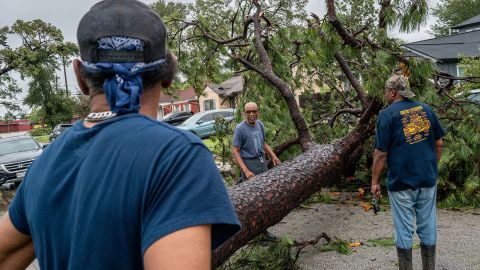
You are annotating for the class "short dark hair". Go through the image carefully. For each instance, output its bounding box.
[79,50,177,95]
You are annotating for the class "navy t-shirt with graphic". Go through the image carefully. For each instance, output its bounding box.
[375,100,445,191]
[8,114,241,269]
[232,120,266,158]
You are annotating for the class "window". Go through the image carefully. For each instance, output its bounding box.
[215,111,233,119]
[204,99,215,111]
[457,65,466,77]
[198,113,214,123]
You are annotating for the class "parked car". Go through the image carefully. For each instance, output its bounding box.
[454,89,480,103]
[160,111,194,126]
[0,135,43,189]
[49,123,73,142]
[465,89,480,103]
[177,109,235,139]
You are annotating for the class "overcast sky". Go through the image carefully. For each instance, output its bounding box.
[1,0,440,115]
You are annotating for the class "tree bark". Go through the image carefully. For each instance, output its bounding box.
[212,99,383,268]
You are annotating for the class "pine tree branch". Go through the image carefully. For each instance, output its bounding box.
[289,40,302,74]
[326,0,363,48]
[273,137,300,157]
[313,70,355,108]
[334,52,369,110]
[246,1,313,149]
[329,107,363,127]
[378,0,392,29]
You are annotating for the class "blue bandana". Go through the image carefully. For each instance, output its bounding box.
[82,37,166,114]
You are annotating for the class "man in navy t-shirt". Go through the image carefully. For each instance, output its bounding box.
[0,1,240,269]
[371,75,444,270]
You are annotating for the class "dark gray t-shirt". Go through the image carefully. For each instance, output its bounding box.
[233,120,265,158]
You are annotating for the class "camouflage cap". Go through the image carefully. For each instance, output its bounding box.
[384,75,415,99]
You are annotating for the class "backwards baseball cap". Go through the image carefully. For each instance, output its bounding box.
[384,75,415,99]
[77,0,167,63]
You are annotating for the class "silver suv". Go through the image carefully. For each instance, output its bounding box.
[0,135,43,189]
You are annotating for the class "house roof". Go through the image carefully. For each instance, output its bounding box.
[207,76,244,97]
[159,87,197,104]
[452,14,480,30]
[402,29,480,61]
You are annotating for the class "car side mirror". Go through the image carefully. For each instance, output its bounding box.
[196,121,204,125]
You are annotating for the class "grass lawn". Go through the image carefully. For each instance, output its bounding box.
[202,138,218,151]
[34,135,49,144]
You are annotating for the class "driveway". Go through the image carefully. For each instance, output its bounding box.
[270,203,480,270]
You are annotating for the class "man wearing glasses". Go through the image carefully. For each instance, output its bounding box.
[232,102,281,183]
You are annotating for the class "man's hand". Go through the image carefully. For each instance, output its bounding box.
[371,183,381,198]
[245,170,255,180]
[371,149,387,199]
[272,156,281,166]
[263,143,280,166]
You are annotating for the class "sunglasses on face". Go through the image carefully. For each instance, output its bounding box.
[245,110,258,114]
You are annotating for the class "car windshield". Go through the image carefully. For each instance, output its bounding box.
[467,93,480,102]
[55,125,71,132]
[0,138,39,156]
[179,113,203,126]
[162,112,175,119]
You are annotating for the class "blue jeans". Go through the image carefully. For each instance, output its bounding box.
[388,186,437,249]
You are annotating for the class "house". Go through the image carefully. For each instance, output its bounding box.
[402,14,480,77]
[0,120,32,133]
[158,87,199,119]
[199,75,243,111]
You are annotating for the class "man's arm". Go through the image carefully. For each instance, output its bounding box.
[144,225,211,270]
[435,138,443,163]
[263,143,281,166]
[371,149,388,197]
[0,213,35,270]
[232,146,254,179]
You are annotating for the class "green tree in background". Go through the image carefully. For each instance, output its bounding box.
[0,19,78,127]
[430,0,480,37]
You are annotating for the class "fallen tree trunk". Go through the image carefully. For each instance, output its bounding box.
[212,100,383,267]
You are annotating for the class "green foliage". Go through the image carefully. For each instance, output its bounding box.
[422,79,480,207]
[336,0,428,33]
[438,191,480,208]
[1,19,78,128]
[29,127,52,137]
[33,135,49,144]
[300,192,333,208]
[459,57,480,90]
[24,67,77,128]
[367,237,395,247]
[71,95,91,119]
[430,0,480,37]
[320,238,354,255]
[202,138,218,151]
[210,117,243,185]
[218,235,298,270]
[395,0,428,33]
[153,0,480,211]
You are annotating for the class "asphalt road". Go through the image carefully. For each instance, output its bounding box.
[270,203,480,270]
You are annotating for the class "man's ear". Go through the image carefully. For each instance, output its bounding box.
[73,59,90,96]
[161,80,172,88]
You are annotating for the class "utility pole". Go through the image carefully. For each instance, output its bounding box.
[55,75,59,92]
[63,55,69,96]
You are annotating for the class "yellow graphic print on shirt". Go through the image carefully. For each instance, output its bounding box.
[400,106,431,144]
